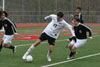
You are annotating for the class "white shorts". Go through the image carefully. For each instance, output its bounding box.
[3,35,14,44]
[70,39,87,48]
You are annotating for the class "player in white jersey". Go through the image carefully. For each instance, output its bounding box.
[22,12,75,61]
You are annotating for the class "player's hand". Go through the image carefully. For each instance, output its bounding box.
[67,36,76,42]
[14,33,18,35]
[70,14,74,17]
[72,36,77,42]
[67,37,73,42]
[89,37,93,39]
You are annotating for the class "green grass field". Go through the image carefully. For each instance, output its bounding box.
[0,25,100,67]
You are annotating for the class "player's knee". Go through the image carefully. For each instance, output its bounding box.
[72,46,76,51]
[49,46,54,53]
[34,40,42,47]
[2,43,5,47]
[68,44,73,48]
[49,49,53,53]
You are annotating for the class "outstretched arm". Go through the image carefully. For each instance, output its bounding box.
[44,14,56,20]
[82,24,93,39]
[0,21,2,30]
[64,22,75,36]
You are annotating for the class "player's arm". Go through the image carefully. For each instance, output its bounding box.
[83,25,93,39]
[64,22,75,36]
[12,22,18,34]
[8,19,18,34]
[44,14,55,20]
[64,22,76,42]
[0,21,2,30]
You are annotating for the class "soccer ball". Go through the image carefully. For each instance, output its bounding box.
[26,55,33,62]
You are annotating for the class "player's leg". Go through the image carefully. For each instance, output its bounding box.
[2,35,16,53]
[67,40,76,59]
[68,46,77,59]
[68,39,87,59]
[0,40,3,51]
[23,39,42,59]
[68,40,75,50]
[22,32,47,59]
[47,37,56,61]
[0,35,6,51]
[2,43,16,53]
[47,45,54,61]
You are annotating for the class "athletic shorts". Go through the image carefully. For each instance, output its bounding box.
[39,32,56,45]
[70,39,87,48]
[3,35,14,44]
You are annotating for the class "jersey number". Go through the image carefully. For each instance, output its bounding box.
[53,24,57,28]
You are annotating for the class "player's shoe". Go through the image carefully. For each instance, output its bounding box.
[12,46,16,54]
[22,55,27,60]
[67,52,77,60]
[47,54,52,62]
[67,56,74,60]
[0,48,1,52]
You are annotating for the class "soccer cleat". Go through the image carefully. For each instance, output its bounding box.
[0,49,1,52]
[12,46,16,54]
[22,55,27,60]
[67,56,74,60]
[47,54,52,62]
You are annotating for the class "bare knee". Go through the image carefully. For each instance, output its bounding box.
[2,43,5,47]
[71,46,76,52]
[34,39,42,47]
[68,44,73,49]
[49,45,54,53]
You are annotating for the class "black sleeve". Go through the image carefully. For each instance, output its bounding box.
[82,25,92,37]
[0,21,2,30]
[7,19,17,33]
[13,22,17,33]
[80,14,84,23]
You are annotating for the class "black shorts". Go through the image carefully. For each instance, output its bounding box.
[39,32,56,45]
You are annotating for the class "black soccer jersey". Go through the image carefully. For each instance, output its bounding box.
[0,17,17,35]
[74,13,84,23]
[74,23,92,39]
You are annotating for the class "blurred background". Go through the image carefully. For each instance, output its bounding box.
[0,0,100,23]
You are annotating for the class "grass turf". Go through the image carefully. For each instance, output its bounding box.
[0,26,100,67]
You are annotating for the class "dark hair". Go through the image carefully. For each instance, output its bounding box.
[77,7,81,11]
[74,15,79,18]
[57,12,64,18]
[73,18,80,22]
[0,11,8,17]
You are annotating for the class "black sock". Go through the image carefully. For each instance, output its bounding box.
[0,43,3,51]
[0,45,2,49]
[9,45,15,49]
[69,51,76,57]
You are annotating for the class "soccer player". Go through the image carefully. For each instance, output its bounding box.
[70,7,84,23]
[67,18,93,59]
[22,12,75,61]
[0,11,17,53]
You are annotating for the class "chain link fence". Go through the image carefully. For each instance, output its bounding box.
[0,0,100,23]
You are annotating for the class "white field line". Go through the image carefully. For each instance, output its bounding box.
[41,53,100,67]
[16,39,67,47]
[16,34,100,47]
[40,35,100,67]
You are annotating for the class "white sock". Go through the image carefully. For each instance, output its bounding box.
[24,45,34,57]
[47,50,51,56]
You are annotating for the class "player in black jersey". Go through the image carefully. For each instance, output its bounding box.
[70,7,84,23]
[0,11,17,53]
[67,18,93,59]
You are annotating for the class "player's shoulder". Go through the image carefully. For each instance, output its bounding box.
[5,17,12,22]
[50,14,57,17]
[79,23,90,28]
[62,19,68,24]
[4,17,10,21]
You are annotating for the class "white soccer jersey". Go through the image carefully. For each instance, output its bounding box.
[43,14,75,39]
